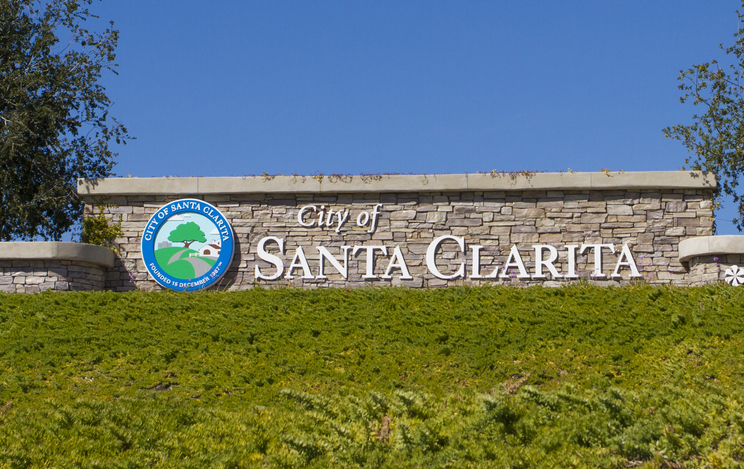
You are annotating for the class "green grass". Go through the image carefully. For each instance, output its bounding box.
[1,285,744,467]
[153,246,193,264]
[153,247,215,279]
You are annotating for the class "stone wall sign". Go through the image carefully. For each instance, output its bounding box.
[76,170,722,291]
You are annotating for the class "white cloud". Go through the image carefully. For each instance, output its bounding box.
[169,215,183,221]
[210,228,219,235]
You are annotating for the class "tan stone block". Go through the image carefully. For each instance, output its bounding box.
[539,233,563,243]
[463,226,491,235]
[645,210,664,219]
[607,205,633,216]
[578,202,605,209]
[391,210,417,220]
[634,200,660,211]
[454,206,476,215]
[537,200,564,208]
[566,224,599,232]
[665,227,686,236]
[426,212,447,223]
[665,201,687,212]
[675,217,700,227]
[390,221,410,229]
[636,233,654,244]
[602,222,634,229]
[449,219,483,227]
[699,217,713,227]
[580,213,607,223]
[536,218,556,227]
[513,208,545,218]
[511,233,539,243]
[489,226,511,235]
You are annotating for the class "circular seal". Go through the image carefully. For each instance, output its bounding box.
[141,199,235,291]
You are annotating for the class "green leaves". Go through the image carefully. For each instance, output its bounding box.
[278,385,744,467]
[0,286,744,466]
[81,203,122,250]
[167,222,207,248]
[664,3,744,231]
[0,0,129,240]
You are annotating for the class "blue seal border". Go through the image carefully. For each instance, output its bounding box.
[141,199,235,291]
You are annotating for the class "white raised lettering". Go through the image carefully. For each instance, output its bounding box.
[356,211,369,228]
[565,245,579,278]
[381,246,412,280]
[533,245,561,279]
[335,209,349,234]
[612,244,641,278]
[317,206,326,227]
[325,208,335,228]
[285,246,313,279]
[426,236,465,280]
[500,245,529,279]
[580,244,615,278]
[298,205,317,227]
[470,245,484,279]
[368,204,383,233]
[255,236,285,280]
[316,246,352,279]
[353,245,387,279]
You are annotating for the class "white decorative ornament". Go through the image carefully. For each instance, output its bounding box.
[724,265,744,286]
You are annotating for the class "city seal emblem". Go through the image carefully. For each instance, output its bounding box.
[141,199,235,291]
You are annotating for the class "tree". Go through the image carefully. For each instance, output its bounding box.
[663,4,744,231]
[0,0,128,240]
[168,222,206,250]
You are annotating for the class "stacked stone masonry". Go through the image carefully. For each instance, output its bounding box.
[689,254,744,285]
[0,260,106,293]
[87,184,717,291]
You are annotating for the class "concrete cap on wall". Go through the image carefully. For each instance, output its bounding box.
[0,242,115,268]
[679,236,744,263]
[78,171,717,197]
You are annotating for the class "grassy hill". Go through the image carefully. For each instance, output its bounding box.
[1,285,744,467]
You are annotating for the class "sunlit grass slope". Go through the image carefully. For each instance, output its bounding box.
[1,285,744,467]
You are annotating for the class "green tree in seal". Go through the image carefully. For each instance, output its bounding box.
[167,222,206,250]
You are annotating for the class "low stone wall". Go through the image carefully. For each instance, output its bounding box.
[686,255,744,285]
[78,171,721,290]
[0,242,114,292]
[0,260,108,293]
[680,236,744,285]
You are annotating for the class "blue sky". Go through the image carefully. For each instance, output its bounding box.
[89,1,741,232]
